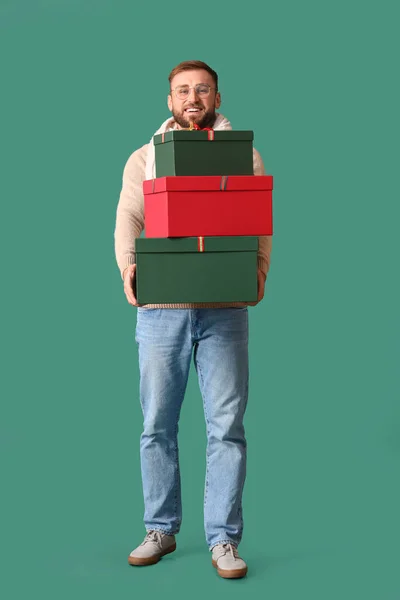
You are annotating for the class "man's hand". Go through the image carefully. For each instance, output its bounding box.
[248,269,267,306]
[123,264,141,307]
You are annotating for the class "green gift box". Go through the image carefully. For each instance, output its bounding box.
[135,236,258,304]
[154,130,254,177]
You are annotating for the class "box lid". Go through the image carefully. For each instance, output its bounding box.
[136,236,258,254]
[154,130,254,145]
[143,175,273,194]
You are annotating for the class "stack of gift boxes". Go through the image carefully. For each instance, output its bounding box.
[135,129,274,304]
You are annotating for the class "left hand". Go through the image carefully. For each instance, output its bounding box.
[248,269,267,306]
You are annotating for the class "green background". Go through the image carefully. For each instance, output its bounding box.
[1,1,399,598]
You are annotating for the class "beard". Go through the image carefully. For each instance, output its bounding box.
[172,104,217,129]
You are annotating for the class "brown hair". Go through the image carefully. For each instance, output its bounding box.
[168,60,218,90]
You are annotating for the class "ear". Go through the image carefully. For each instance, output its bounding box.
[167,94,173,112]
[215,91,221,109]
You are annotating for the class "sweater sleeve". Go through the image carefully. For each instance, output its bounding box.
[114,145,148,279]
[253,147,273,278]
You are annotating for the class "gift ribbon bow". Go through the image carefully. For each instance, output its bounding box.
[192,122,215,140]
[161,126,214,140]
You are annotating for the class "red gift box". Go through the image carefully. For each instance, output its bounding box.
[143,175,273,238]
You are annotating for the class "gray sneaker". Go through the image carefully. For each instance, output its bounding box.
[128,530,176,566]
[211,543,248,578]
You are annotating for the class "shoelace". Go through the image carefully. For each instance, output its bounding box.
[226,544,239,559]
[141,530,163,548]
[216,543,239,560]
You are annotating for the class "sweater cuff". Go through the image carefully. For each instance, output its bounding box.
[121,255,136,280]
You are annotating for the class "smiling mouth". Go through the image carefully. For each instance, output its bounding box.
[184,107,203,114]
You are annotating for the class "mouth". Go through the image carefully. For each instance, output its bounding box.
[184,107,204,116]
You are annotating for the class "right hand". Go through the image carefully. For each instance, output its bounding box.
[123,264,141,307]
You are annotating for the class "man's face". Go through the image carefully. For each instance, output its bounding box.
[167,69,221,129]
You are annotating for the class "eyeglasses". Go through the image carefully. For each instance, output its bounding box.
[171,83,216,100]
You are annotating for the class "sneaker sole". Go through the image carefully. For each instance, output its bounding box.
[212,559,248,579]
[128,543,176,566]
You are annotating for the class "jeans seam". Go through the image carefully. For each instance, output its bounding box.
[196,359,211,514]
[173,402,181,528]
[237,347,249,542]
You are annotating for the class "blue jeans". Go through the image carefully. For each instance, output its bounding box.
[135,307,249,550]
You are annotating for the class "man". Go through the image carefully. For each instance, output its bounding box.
[114,60,272,579]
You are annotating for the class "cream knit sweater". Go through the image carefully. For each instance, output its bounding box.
[114,144,272,308]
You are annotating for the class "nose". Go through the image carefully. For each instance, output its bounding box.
[187,87,200,102]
